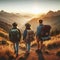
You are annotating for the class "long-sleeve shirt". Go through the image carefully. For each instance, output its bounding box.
[23,29,27,40]
[36,24,43,37]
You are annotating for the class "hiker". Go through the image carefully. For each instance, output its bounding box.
[9,22,21,57]
[36,19,51,51]
[23,23,35,55]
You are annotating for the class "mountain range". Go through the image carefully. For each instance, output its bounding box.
[0,10,34,32]
[28,10,60,32]
[0,10,60,33]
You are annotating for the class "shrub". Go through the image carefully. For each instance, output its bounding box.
[56,51,60,57]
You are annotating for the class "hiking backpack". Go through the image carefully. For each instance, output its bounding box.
[26,30,35,43]
[40,25,51,40]
[9,28,21,43]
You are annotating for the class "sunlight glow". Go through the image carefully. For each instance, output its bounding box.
[32,9,41,14]
[31,6,42,14]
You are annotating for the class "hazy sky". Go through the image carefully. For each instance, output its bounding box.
[0,0,60,14]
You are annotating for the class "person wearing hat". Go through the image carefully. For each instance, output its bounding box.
[23,23,34,55]
[9,22,21,57]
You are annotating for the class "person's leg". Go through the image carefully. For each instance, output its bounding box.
[40,41,43,50]
[15,42,19,56]
[14,43,16,54]
[27,43,30,53]
[37,40,40,50]
[36,40,42,53]
[28,43,30,52]
[14,42,19,57]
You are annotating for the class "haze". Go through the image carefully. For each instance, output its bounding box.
[0,0,60,14]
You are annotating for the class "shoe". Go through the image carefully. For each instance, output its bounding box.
[36,49,42,54]
[14,51,16,55]
[16,54,18,58]
[25,52,30,57]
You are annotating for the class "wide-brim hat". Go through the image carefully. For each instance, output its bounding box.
[25,23,31,27]
[12,22,17,26]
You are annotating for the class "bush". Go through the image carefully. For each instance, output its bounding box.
[47,42,60,50]
[0,33,8,39]
[18,57,25,60]
[0,56,7,60]
[47,44,53,50]
[52,43,57,48]
[56,51,60,57]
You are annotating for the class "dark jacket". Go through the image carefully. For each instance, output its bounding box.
[9,28,21,43]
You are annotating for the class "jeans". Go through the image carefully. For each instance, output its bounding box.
[14,42,19,55]
[26,43,30,52]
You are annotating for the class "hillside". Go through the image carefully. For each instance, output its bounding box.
[0,10,34,31]
[28,10,60,32]
[0,10,60,33]
[0,15,60,60]
[0,32,60,60]
[0,20,11,32]
[0,28,8,40]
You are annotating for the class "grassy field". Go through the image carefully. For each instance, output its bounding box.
[0,34,60,60]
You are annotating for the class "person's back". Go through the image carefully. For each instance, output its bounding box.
[9,28,21,43]
[36,20,43,40]
[9,22,21,57]
[36,24,43,39]
[23,23,32,41]
[9,22,21,43]
[25,29,35,43]
[23,23,35,55]
[23,23,34,43]
[36,20,51,52]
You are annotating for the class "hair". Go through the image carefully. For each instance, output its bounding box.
[39,19,43,23]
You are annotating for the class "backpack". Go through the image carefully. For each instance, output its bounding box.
[9,28,21,43]
[40,25,51,40]
[25,30,35,43]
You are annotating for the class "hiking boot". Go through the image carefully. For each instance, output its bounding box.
[25,51,30,57]
[14,51,16,54]
[16,54,18,58]
[36,49,42,54]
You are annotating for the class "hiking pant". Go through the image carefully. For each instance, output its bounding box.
[37,39,43,50]
[14,42,19,55]
[26,43,30,52]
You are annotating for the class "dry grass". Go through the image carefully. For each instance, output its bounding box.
[0,29,60,60]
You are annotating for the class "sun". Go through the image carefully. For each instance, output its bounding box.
[32,9,41,14]
[31,6,42,15]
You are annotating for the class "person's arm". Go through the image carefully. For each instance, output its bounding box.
[23,30,27,40]
[36,26,42,40]
[36,27,39,37]
[17,29,21,40]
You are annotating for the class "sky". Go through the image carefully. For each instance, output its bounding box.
[0,0,60,14]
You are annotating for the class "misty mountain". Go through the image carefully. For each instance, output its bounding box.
[0,10,60,33]
[40,10,60,18]
[28,10,60,32]
[0,10,34,32]
[0,10,33,25]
